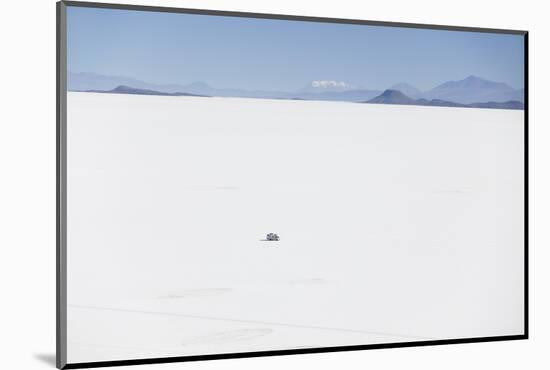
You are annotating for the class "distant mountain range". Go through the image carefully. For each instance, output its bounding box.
[85,85,208,97]
[69,72,288,99]
[69,72,524,109]
[366,89,523,110]
[421,75,524,104]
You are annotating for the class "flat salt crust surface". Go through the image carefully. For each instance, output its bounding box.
[66,92,524,363]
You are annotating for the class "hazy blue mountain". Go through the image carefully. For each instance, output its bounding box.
[366,89,523,110]
[389,83,423,98]
[423,75,523,104]
[482,88,525,103]
[87,85,208,97]
[368,90,418,105]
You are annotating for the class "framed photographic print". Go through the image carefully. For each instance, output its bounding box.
[56,1,528,368]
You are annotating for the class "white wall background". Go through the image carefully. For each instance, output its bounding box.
[0,0,546,369]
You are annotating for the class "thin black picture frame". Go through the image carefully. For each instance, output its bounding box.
[56,1,529,368]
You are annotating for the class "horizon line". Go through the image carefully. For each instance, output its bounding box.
[67,70,525,93]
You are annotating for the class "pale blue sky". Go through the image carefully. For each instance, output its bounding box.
[67,6,524,91]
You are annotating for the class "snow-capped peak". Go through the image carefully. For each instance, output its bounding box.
[310,80,352,89]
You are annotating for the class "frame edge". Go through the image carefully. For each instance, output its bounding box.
[57,1,68,369]
[523,31,529,339]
